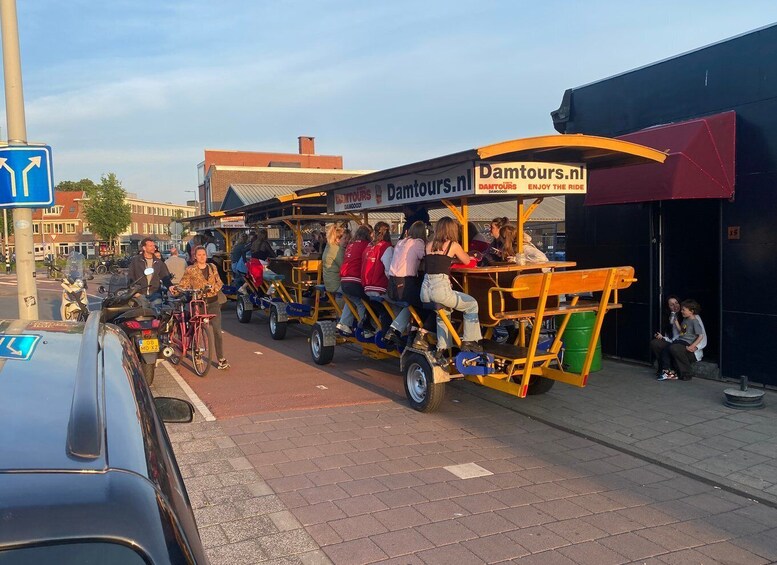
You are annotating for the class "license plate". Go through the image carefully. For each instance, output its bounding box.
[138,338,159,353]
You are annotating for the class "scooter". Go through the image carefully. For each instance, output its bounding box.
[60,251,90,321]
[60,277,90,321]
[99,267,168,385]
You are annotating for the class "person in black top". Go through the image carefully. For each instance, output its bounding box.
[250,229,277,261]
[401,204,431,239]
[128,237,171,307]
[419,217,482,352]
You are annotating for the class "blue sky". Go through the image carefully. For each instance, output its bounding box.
[3,1,776,203]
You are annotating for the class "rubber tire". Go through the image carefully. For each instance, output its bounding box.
[169,321,183,365]
[269,307,287,340]
[142,361,156,386]
[236,298,252,323]
[403,353,445,413]
[527,376,556,395]
[191,324,211,377]
[310,323,335,365]
[96,264,107,275]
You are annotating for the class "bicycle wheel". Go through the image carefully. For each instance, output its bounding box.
[190,323,211,377]
[169,320,184,365]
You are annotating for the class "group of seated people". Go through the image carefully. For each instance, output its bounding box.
[321,216,550,356]
[650,295,707,381]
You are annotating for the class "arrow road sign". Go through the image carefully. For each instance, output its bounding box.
[0,334,41,360]
[0,146,54,208]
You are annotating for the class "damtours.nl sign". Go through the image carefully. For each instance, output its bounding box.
[332,164,473,212]
[475,162,587,195]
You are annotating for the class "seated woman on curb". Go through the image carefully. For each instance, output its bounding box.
[658,299,705,381]
[420,217,482,353]
[650,295,681,377]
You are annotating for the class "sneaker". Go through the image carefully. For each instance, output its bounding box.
[217,358,230,370]
[658,370,678,381]
[336,323,353,336]
[362,329,375,340]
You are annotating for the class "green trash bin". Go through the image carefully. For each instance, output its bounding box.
[557,312,602,373]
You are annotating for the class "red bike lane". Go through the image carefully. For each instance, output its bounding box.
[172,305,407,419]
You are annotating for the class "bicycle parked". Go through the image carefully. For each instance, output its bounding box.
[164,286,214,377]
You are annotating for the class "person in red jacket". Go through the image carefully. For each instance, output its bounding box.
[362,222,395,332]
[336,224,373,336]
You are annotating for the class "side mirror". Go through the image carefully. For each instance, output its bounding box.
[154,397,195,423]
[144,267,154,276]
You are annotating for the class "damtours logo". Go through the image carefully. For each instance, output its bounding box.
[334,186,372,210]
[476,162,587,194]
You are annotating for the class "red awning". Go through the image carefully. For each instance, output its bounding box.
[586,111,736,205]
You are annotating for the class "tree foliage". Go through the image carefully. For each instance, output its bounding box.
[82,173,131,244]
[56,178,97,192]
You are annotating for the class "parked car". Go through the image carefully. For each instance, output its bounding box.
[0,313,208,564]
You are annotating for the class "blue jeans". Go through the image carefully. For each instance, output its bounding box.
[420,274,482,349]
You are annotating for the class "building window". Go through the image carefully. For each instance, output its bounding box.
[65,223,76,234]
[82,224,91,234]
[33,224,39,234]
[132,222,138,233]
[43,224,51,234]
[44,205,63,215]
[54,223,64,234]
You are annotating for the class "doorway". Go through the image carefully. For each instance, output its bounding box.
[654,199,720,363]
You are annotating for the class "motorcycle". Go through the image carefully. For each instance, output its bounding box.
[60,252,90,322]
[99,268,172,385]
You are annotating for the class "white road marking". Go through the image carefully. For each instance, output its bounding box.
[160,359,216,422]
[254,351,263,355]
[316,385,328,390]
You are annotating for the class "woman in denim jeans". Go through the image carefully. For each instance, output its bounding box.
[420,217,482,352]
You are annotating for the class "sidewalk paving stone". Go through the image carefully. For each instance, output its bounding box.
[154,358,777,564]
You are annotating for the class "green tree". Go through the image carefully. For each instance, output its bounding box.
[56,178,97,192]
[82,173,131,249]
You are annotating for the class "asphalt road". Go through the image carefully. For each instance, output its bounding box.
[0,271,105,320]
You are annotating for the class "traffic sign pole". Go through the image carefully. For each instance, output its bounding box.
[1,0,38,319]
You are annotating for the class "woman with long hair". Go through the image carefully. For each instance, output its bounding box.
[421,217,482,352]
[250,228,276,262]
[362,221,394,331]
[384,220,428,347]
[336,224,373,337]
[171,245,230,370]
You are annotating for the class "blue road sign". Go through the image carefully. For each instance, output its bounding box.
[0,145,54,208]
[0,334,41,360]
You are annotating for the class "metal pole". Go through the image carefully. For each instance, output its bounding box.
[1,0,38,319]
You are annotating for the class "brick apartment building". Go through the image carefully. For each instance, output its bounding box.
[4,191,195,259]
[197,136,369,213]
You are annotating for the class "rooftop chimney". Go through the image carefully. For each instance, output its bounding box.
[298,136,315,155]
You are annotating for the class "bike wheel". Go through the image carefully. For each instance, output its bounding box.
[170,321,184,365]
[190,323,211,377]
[96,265,107,275]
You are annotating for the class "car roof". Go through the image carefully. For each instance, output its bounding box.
[0,318,147,475]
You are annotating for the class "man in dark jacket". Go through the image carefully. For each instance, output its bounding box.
[128,237,171,306]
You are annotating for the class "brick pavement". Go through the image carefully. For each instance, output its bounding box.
[154,360,777,564]
[461,360,777,507]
